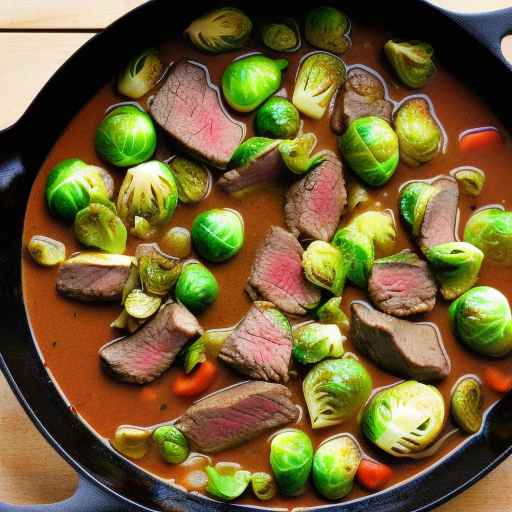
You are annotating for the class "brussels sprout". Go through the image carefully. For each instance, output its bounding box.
[206,465,252,501]
[426,242,483,300]
[451,376,483,434]
[305,7,351,55]
[293,323,345,365]
[222,55,288,113]
[449,286,512,357]
[168,157,212,204]
[95,105,156,167]
[45,158,112,220]
[384,40,435,89]
[361,381,445,457]
[399,181,438,236]
[74,203,127,254]
[112,426,151,460]
[394,98,442,166]
[230,137,281,168]
[185,7,252,54]
[183,337,206,374]
[117,49,163,99]
[303,358,372,429]
[117,161,178,232]
[339,116,399,186]
[293,52,346,120]
[132,216,156,240]
[450,166,485,197]
[348,210,397,257]
[124,289,161,319]
[27,235,66,266]
[316,297,350,333]
[191,208,244,262]
[251,472,277,501]
[183,327,233,374]
[161,227,192,259]
[153,425,189,464]
[270,429,313,496]
[312,435,361,500]
[138,254,181,296]
[278,133,326,175]
[255,97,300,139]
[261,19,301,52]
[110,309,144,333]
[347,181,369,213]
[175,263,219,313]
[332,228,374,288]
[463,207,512,265]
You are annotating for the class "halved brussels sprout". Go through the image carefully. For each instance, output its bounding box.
[384,40,435,89]
[153,425,189,464]
[169,157,211,204]
[361,381,445,457]
[302,241,346,296]
[463,207,512,265]
[95,105,156,167]
[161,227,192,259]
[230,137,281,168]
[303,358,372,429]
[27,235,66,266]
[292,52,346,120]
[339,116,399,186]
[191,208,244,262]
[304,7,351,55]
[394,98,442,166]
[331,228,374,288]
[74,203,127,254]
[261,19,301,52]
[184,328,233,374]
[222,55,288,113]
[449,286,512,357]
[139,254,181,297]
[175,263,219,313]
[312,434,361,500]
[451,376,483,434]
[117,49,163,99]
[206,465,252,501]
[124,289,161,319]
[251,472,277,501]
[270,429,313,496]
[316,297,350,333]
[450,166,485,197]
[255,97,300,139]
[347,210,397,257]
[426,242,483,300]
[132,216,157,240]
[185,7,252,54]
[293,323,345,365]
[347,181,369,213]
[278,133,326,175]
[399,181,438,236]
[112,426,151,460]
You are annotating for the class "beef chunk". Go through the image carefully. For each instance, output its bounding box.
[150,60,245,169]
[99,302,202,384]
[246,226,321,315]
[219,302,292,383]
[368,249,437,317]
[331,67,393,134]
[175,381,298,453]
[56,253,134,302]
[351,302,450,381]
[284,151,347,241]
[420,176,459,252]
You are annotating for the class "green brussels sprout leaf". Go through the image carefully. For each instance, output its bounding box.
[279,133,327,175]
[347,210,397,257]
[450,166,485,197]
[316,297,350,333]
[206,465,252,501]
[451,376,483,434]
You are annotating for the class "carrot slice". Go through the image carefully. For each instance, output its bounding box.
[483,367,512,393]
[171,361,217,397]
[356,459,393,491]
[459,128,502,153]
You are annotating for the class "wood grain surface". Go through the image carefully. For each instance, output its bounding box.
[0,0,511,509]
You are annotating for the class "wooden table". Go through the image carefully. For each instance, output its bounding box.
[0,0,511,508]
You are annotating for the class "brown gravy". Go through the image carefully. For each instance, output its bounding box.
[22,22,512,509]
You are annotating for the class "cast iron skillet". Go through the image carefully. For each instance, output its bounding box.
[1,1,512,511]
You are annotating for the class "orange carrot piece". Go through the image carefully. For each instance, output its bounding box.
[483,367,512,393]
[356,459,393,491]
[459,129,502,153]
[171,361,217,397]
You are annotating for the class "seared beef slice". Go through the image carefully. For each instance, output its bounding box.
[285,151,347,241]
[351,302,450,381]
[247,226,321,315]
[219,302,292,383]
[368,249,437,317]
[100,303,202,384]
[150,60,245,169]
[175,381,298,453]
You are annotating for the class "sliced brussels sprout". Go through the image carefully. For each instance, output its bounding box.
[278,133,326,175]
[361,381,445,457]
[293,323,345,365]
[348,210,397,257]
[270,429,313,496]
[153,425,190,464]
[394,98,442,166]
[175,263,219,313]
[450,167,485,197]
[347,181,369,213]
[449,286,512,357]
[183,337,207,374]
[74,203,127,254]
[293,52,346,120]
[303,358,372,429]
[255,97,300,139]
[95,105,156,167]
[305,6,351,55]
[312,435,361,500]
[251,472,277,501]
[222,55,288,113]
[384,40,435,89]
[399,181,438,236]
[124,289,161,319]
[463,207,512,265]
[191,208,244,262]
[122,262,140,305]
[205,465,252,501]
[161,227,192,259]
[302,241,346,296]
[182,327,233,374]
[261,19,301,52]
[27,235,66,266]
[426,242,483,300]
[316,297,350,333]
[339,116,399,186]
[451,376,483,434]
[130,216,155,240]
[117,49,163,99]
[230,137,281,169]
[112,426,151,460]
[185,7,252,54]
[169,157,211,204]
[138,254,181,297]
